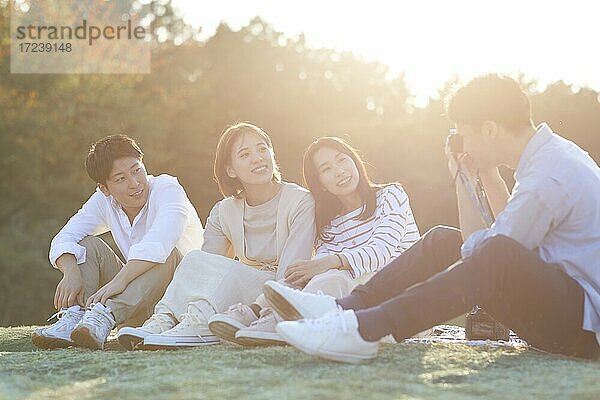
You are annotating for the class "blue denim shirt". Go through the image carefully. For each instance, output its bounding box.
[462,123,600,341]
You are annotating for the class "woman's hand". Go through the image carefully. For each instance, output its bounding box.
[284,257,338,289]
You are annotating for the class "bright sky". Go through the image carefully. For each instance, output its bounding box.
[172,0,600,107]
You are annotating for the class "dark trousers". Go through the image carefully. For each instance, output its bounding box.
[338,226,599,359]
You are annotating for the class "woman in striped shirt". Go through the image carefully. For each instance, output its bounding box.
[283,136,420,294]
[219,136,420,345]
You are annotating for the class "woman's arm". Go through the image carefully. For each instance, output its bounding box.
[284,186,420,287]
[201,201,234,257]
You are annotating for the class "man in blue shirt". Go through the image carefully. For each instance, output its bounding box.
[265,74,600,363]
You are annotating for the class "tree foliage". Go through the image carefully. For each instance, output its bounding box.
[1,2,600,324]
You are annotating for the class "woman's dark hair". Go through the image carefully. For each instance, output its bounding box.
[302,137,382,242]
[213,122,281,198]
[85,134,143,185]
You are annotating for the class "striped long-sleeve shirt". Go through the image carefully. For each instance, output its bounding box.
[315,184,420,278]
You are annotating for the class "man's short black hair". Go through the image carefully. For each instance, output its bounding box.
[445,74,533,131]
[85,134,143,185]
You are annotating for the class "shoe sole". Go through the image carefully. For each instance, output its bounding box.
[276,326,375,364]
[142,335,220,348]
[139,338,221,351]
[117,333,144,351]
[137,343,181,351]
[234,332,287,347]
[31,332,73,350]
[263,284,303,321]
[208,320,244,345]
[136,343,216,351]
[71,326,103,350]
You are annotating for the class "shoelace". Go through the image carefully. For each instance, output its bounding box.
[47,308,81,322]
[82,306,113,337]
[178,313,211,341]
[248,308,277,328]
[143,313,175,332]
[226,303,247,315]
[302,308,348,334]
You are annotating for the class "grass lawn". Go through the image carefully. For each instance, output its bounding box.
[0,326,598,400]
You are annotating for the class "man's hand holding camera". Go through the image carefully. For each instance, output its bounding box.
[444,131,480,189]
[444,129,509,238]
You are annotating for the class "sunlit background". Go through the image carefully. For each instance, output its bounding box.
[173,0,600,107]
[2,0,600,325]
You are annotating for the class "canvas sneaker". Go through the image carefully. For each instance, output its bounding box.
[234,308,286,346]
[117,313,177,350]
[208,303,258,344]
[70,303,116,350]
[263,280,338,321]
[276,308,379,364]
[142,313,220,349]
[32,305,85,349]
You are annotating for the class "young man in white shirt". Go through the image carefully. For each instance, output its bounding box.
[32,134,204,350]
[265,74,600,363]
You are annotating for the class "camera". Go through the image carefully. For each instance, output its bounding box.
[448,131,463,155]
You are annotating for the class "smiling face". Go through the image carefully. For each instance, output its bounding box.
[312,146,360,198]
[226,132,276,188]
[98,156,149,218]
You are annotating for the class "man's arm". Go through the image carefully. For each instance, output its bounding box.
[455,175,488,241]
[478,168,510,218]
[54,253,84,309]
[49,191,110,267]
[87,181,194,305]
[86,259,156,306]
[445,143,488,240]
[461,174,569,259]
[456,167,510,241]
[445,140,510,240]
[50,192,109,309]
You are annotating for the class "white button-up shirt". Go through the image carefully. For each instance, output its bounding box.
[49,174,204,266]
[462,123,600,342]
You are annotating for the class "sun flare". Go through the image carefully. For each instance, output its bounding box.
[173,0,600,107]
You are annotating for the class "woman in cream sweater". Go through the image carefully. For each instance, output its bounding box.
[116,122,315,349]
[209,136,420,346]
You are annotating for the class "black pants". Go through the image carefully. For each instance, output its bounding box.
[338,226,599,359]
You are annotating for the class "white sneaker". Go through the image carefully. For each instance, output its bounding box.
[142,313,220,349]
[235,308,286,346]
[208,303,258,344]
[117,313,177,350]
[263,280,338,321]
[32,305,85,349]
[276,308,379,364]
[70,303,116,350]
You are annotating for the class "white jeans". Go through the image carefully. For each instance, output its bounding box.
[154,250,274,323]
[303,269,374,298]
